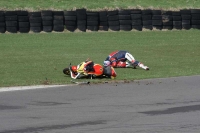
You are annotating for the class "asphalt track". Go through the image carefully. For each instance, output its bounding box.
[0,75,200,133]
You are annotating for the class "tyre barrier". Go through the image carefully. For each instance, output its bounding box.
[0,9,200,33]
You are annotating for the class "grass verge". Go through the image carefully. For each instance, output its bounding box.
[1,0,200,11]
[0,29,200,87]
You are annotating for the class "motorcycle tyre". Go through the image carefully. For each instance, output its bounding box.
[63,68,70,75]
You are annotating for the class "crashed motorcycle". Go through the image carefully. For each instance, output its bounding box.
[63,61,117,79]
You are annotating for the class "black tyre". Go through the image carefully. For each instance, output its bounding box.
[191,9,200,14]
[87,16,98,21]
[130,9,141,14]
[118,15,131,20]
[77,20,86,26]
[142,20,152,25]
[142,15,152,20]
[66,26,76,32]
[191,20,200,25]
[192,14,200,20]
[99,16,107,21]
[180,10,191,15]
[172,11,181,16]
[118,10,130,15]
[152,10,161,15]
[173,25,182,30]
[173,21,182,26]
[131,14,142,20]
[5,11,17,16]
[6,27,18,33]
[0,27,5,33]
[0,17,5,22]
[107,10,118,16]
[42,21,53,26]
[153,26,162,30]
[29,17,42,23]
[108,15,119,21]
[77,14,86,20]
[64,16,76,21]
[120,25,132,31]
[5,15,17,21]
[42,16,53,21]
[181,15,191,20]
[142,10,152,15]
[87,21,98,26]
[53,11,64,16]
[30,23,42,27]
[191,25,200,29]
[65,20,76,26]
[109,25,120,31]
[152,15,162,20]
[64,11,76,16]
[132,25,142,31]
[53,16,64,20]
[77,25,86,32]
[18,16,29,22]
[86,11,99,16]
[19,22,29,27]
[152,20,162,26]
[182,24,191,30]
[163,26,173,30]
[19,27,30,33]
[143,25,153,30]
[63,68,70,75]
[87,26,99,31]
[162,11,172,15]
[0,11,5,16]
[6,21,17,27]
[0,22,5,27]
[53,20,63,25]
[108,21,119,26]
[99,11,107,16]
[87,16,99,21]
[17,11,28,16]
[30,27,42,32]
[162,21,173,26]
[99,21,108,26]
[53,25,64,32]
[41,10,53,16]
[132,20,142,25]
[43,26,52,32]
[162,15,173,21]
[173,16,182,21]
[182,20,190,25]
[99,26,108,31]
[119,20,131,25]
[29,12,41,17]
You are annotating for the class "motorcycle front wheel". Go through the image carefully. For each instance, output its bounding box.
[63,68,70,75]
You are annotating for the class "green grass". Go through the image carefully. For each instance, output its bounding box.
[0,30,200,87]
[1,0,200,11]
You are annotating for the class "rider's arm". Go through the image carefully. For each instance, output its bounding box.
[110,57,117,67]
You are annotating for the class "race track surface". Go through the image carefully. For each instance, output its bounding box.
[0,75,200,133]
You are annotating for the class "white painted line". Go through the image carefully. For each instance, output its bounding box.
[0,85,73,92]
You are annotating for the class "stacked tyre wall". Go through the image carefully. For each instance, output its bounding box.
[0,9,200,33]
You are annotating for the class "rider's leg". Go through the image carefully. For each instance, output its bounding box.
[125,52,149,70]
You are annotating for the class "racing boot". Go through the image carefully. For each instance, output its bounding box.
[138,62,149,70]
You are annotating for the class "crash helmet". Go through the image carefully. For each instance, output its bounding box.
[71,66,77,72]
[103,60,111,66]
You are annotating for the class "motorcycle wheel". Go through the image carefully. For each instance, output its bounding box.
[63,68,70,75]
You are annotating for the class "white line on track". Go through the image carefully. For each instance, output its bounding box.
[0,85,73,92]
